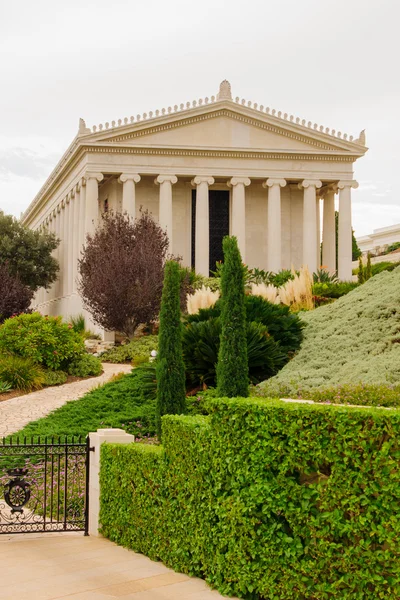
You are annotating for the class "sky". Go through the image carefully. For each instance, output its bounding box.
[0,0,399,238]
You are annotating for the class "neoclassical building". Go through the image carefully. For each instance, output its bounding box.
[22,80,367,332]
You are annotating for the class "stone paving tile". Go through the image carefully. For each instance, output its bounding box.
[0,534,236,600]
[0,363,132,438]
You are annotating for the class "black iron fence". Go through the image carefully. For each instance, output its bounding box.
[0,436,89,535]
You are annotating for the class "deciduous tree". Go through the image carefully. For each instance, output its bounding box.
[78,210,169,340]
[0,211,59,291]
[0,263,33,323]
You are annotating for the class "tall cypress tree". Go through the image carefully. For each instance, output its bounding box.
[358,256,365,284]
[216,236,249,397]
[155,260,186,438]
[365,252,372,280]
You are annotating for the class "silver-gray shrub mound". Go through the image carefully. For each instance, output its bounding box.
[258,267,400,396]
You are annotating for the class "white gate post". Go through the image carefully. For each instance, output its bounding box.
[88,428,135,536]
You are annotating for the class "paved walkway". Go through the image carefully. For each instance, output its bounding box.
[0,533,232,599]
[0,363,132,438]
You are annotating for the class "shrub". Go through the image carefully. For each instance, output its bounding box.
[100,398,400,599]
[387,241,400,253]
[0,312,84,370]
[156,261,186,437]
[67,314,100,340]
[258,268,400,396]
[101,335,158,364]
[186,294,303,356]
[365,252,372,280]
[43,370,68,386]
[0,263,33,323]
[313,268,338,283]
[371,260,400,275]
[0,381,12,393]
[302,383,400,407]
[0,355,45,392]
[67,354,102,378]
[183,318,286,386]
[357,256,365,283]
[312,281,359,299]
[216,236,248,397]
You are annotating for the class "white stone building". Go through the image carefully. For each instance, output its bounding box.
[357,224,400,255]
[22,80,367,334]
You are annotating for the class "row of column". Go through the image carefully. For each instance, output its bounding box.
[115,173,358,280]
[36,171,357,308]
[36,172,105,305]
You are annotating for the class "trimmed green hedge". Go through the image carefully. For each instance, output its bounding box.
[100,398,400,599]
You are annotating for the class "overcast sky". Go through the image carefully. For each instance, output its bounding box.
[1,0,399,237]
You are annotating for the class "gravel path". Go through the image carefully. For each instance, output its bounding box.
[0,363,132,438]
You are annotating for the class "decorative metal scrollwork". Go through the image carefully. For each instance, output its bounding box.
[4,468,31,512]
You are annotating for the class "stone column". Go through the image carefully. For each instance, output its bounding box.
[228,177,251,262]
[338,180,358,281]
[72,186,80,293]
[63,196,71,297]
[191,176,214,276]
[316,197,321,268]
[88,428,135,536]
[79,179,86,251]
[263,178,286,273]
[55,206,61,298]
[299,180,322,274]
[118,174,141,220]
[85,172,103,237]
[59,200,67,297]
[68,191,75,294]
[322,188,336,273]
[155,175,177,247]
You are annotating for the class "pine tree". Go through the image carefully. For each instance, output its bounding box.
[216,236,249,397]
[155,260,186,438]
[365,252,372,280]
[358,256,365,284]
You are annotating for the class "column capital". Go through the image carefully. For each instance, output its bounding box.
[85,172,104,183]
[191,176,214,187]
[262,178,286,189]
[228,177,251,187]
[318,183,338,197]
[298,179,322,190]
[118,173,141,184]
[155,174,178,185]
[337,180,359,190]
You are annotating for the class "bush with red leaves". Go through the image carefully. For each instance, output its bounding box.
[0,263,34,323]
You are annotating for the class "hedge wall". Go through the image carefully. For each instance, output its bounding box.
[100,398,400,599]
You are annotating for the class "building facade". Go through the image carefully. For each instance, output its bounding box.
[22,80,367,333]
[357,223,400,255]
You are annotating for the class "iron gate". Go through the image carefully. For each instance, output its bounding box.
[0,436,90,535]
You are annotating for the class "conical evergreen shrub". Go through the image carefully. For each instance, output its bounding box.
[216,236,249,397]
[358,256,365,284]
[155,260,186,438]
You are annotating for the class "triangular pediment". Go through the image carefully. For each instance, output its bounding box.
[80,102,367,156]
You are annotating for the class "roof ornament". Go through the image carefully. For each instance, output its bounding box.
[217,79,232,101]
[356,129,366,145]
[78,118,90,135]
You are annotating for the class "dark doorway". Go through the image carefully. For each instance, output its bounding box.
[191,190,230,275]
